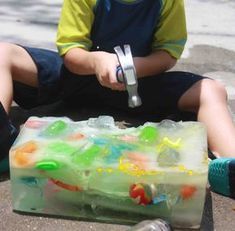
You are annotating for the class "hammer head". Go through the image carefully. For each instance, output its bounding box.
[114,45,142,108]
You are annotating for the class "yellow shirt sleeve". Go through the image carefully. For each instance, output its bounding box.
[152,0,187,59]
[56,0,96,56]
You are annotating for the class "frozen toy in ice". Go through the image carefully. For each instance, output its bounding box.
[10,116,208,229]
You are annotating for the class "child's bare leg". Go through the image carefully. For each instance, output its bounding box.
[0,42,38,113]
[178,78,235,157]
[0,43,41,173]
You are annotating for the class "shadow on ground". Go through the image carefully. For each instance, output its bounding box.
[175,45,235,75]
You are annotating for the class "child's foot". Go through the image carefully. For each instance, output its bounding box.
[208,158,235,198]
[0,102,18,174]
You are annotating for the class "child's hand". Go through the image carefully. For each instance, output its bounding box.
[92,51,125,91]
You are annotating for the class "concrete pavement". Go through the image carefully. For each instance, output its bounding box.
[0,0,235,230]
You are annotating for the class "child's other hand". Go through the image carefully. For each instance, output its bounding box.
[92,51,125,91]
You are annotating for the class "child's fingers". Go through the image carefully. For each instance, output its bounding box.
[111,83,125,91]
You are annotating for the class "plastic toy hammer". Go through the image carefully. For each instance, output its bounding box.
[114,45,142,108]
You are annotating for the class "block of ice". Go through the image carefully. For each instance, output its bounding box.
[10,116,208,229]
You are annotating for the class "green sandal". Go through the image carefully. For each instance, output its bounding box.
[209,158,235,198]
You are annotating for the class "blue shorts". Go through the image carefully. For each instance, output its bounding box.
[13,46,63,109]
[61,66,205,121]
[13,46,205,122]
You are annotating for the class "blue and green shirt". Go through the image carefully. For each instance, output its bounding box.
[57,0,187,59]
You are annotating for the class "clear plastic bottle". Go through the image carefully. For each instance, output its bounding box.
[128,219,172,231]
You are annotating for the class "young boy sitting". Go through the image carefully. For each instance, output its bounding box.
[0,0,235,197]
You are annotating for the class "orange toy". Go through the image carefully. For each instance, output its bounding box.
[180,185,197,200]
[50,178,82,192]
[12,141,38,167]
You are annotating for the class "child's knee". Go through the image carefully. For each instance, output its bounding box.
[178,78,228,112]
[0,42,16,67]
[200,78,228,102]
